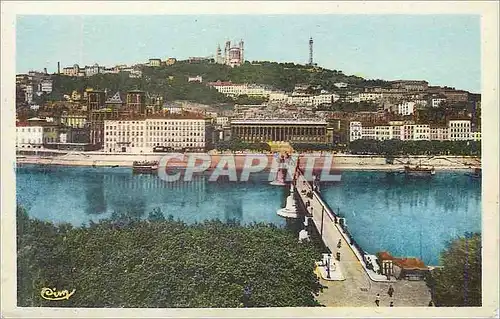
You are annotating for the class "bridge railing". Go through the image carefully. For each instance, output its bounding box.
[297,168,369,267]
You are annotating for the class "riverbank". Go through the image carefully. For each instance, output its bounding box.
[15,151,480,171]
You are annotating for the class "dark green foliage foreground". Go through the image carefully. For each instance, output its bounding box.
[426,233,482,306]
[17,207,323,308]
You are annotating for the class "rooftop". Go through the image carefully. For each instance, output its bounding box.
[231,118,327,125]
[377,251,427,269]
[107,112,206,121]
[16,121,59,127]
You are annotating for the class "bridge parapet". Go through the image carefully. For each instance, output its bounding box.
[294,168,392,282]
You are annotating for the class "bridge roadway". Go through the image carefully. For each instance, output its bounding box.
[293,170,432,307]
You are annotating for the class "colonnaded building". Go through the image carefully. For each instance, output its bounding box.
[104,115,207,153]
[230,119,328,143]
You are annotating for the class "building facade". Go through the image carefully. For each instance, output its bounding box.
[215,116,229,127]
[207,81,337,106]
[230,119,328,143]
[62,64,81,77]
[39,80,53,94]
[470,131,481,141]
[413,124,431,140]
[431,98,447,108]
[398,101,415,116]
[188,75,203,83]
[359,92,383,102]
[390,80,429,91]
[126,90,147,114]
[16,123,44,148]
[442,90,469,103]
[85,64,101,77]
[104,116,206,153]
[61,113,88,128]
[430,125,449,141]
[148,58,162,67]
[215,40,244,67]
[87,90,107,146]
[24,85,33,104]
[348,119,476,142]
[448,119,471,141]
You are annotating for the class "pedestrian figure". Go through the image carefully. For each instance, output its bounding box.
[332,262,336,271]
[337,239,342,248]
[375,293,380,307]
[336,251,341,261]
[388,284,394,298]
[389,301,394,307]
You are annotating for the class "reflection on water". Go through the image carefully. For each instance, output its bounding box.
[16,165,481,265]
[224,198,243,222]
[85,174,106,215]
[320,171,481,265]
[16,165,286,227]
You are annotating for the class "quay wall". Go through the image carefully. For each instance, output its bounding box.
[15,151,479,170]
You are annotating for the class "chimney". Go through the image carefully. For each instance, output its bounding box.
[43,68,47,74]
[57,62,60,74]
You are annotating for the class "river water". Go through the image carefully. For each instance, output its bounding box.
[16,165,481,265]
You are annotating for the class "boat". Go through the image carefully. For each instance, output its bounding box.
[465,167,481,179]
[132,161,159,174]
[277,184,299,219]
[403,161,435,177]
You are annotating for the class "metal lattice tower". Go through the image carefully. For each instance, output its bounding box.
[309,37,313,66]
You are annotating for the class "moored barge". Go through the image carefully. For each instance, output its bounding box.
[403,162,435,177]
[132,161,159,174]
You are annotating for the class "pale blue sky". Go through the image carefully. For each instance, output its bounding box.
[16,15,480,92]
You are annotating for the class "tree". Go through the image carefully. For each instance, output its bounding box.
[427,233,481,306]
[17,207,323,308]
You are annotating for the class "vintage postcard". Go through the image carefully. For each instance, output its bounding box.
[1,1,498,318]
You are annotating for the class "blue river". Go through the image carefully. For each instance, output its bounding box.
[16,165,481,266]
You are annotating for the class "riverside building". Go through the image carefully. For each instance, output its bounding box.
[16,123,44,149]
[349,119,478,142]
[88,90,147,148]
[15,119,61,149]
[230,118,328,143]
[104,114,206,153]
